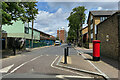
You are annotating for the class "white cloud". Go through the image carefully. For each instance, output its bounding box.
[46,2,118,24]
[97,7,103,10]
[33,8,69,37]
[32,2,118,37]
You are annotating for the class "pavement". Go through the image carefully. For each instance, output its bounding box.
[1,45,54,60]
[57,47,119,80]
[0,44,99,80]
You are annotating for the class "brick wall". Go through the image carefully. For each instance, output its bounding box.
[97,13,119,60]
[57,29,66,43]
[118,14,120,61]
[60,30,65,42]
[57,30,59,38]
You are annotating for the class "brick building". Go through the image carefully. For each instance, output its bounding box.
[87,10,116,48]
[97,11,120,61]
[57,28,67,43]
[81,26,88,48]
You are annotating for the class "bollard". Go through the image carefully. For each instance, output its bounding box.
[66,47,69,56]
[93,40,101,61]
[64,48,67,64]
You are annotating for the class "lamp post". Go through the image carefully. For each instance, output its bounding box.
[31,19,37,48]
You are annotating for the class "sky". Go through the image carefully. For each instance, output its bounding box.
[30,2,119,37]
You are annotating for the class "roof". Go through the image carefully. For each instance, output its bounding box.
[90,10,117,16]
[40,31,51,36]
[87,10,117,23]
[97,10,120,26]
[28,27,51,36]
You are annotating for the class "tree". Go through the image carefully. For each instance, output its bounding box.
[2,2,38,25]
[1,2,38,54]
[7,38,25,55]
[22,2,38,48]
[2,2,25,25]
[56,37,59,40]
[67,6,86,46]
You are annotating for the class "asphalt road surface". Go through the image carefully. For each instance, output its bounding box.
[1,44,97,80]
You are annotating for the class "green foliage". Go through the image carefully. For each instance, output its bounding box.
[2,2,38,25]
[22,2,38,22]
[83,41,89,49]
[67,6,86,45]
[56,37,59,40]
[61,40,63,43]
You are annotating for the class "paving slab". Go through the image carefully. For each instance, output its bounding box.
[59,55,100,74]
[75,47,119,80]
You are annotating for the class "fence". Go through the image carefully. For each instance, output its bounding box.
[25,40,54,48]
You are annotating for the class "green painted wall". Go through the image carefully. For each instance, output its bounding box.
[2,20,40,40]
[2,20,24,33]
[29,28,40,40]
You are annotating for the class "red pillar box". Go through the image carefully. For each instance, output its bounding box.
[93,40,101,61]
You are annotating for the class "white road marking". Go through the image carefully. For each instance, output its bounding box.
[10,56,41,73]
[56,75,69,80]
[56,75,93,78]
[56,56,102,75]
[51,56,84,76]
[31,68,34,72]
[0,64,14,73]
[46,54,49,56]
[77,50,111,80]
[2,55,41,78]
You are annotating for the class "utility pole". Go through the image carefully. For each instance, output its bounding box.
[31,2,34,48]
[32,18,34,48]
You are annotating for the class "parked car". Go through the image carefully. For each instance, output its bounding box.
[54,40,60,46]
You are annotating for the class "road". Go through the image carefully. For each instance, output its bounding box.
[1,44,96,80]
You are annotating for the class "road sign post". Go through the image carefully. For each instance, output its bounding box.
[64,48,67,64]
[66,47,69,56]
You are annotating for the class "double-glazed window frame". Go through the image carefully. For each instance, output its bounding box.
[25,27,29,34]
[100,17,108,22]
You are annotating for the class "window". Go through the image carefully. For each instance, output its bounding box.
[90,15,93,20]
[91,33,93,38]
[25,27,29,34]
[90,19,93,24]
[100,17,108,22]
[25,22,28,27]
[95,25,97,34]
[91,24,93,29]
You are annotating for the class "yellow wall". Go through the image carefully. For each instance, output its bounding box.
[82,27,88,35]
[94,17,100,25]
